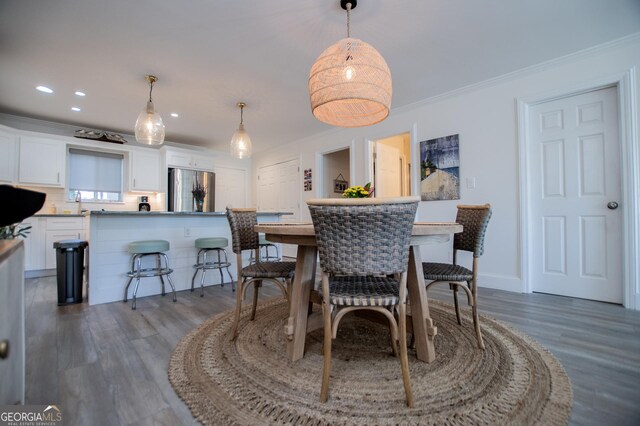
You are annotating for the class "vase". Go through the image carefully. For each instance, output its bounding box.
[195,199,204,212]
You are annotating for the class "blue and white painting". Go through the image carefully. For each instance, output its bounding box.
[420,134,460,201]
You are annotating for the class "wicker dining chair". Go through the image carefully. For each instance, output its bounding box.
[307,197,419,407]
[422,204,492,349]
[226,208,296,341]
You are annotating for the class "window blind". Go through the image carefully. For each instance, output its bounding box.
[68,149,123,193]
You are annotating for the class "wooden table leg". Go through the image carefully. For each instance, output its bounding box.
[286,245,317,362]
[407,245,437,362]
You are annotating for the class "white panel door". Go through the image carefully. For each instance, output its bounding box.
[375,143,402,197]
[529,86,622,303]
[257,164,278,212]
[277,160,300,222]
[277,159,300,257]
[215,166,246,210]
[258,159,300,258]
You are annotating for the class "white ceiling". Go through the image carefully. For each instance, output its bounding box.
[1,0,639,153]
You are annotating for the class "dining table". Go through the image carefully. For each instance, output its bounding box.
[254,221,463,363]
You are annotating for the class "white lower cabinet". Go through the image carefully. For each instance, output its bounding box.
[19,218,43,271]
[22,217,85,272]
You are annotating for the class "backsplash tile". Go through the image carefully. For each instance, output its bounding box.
[18,186,166,214]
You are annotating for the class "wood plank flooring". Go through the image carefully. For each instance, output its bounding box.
[25,276,640,425]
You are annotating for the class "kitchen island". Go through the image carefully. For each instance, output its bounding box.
[88,211,291,305]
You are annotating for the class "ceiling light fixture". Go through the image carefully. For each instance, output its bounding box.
[74,91,86,97]
[134,75,165,146]
[308,0,392,128]
[230,102,252,159]
[170,113,179,118]
[71,107,81,112]
[36,85,53,94]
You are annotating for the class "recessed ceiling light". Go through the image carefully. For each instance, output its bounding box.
[74,91,86,97]
[71,107,81,112]
[36,85,53,93]
[170,113,179,118]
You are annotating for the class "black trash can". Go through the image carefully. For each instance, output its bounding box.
[53,239,88,306]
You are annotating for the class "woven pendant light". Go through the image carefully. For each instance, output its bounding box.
[309,0,391,128]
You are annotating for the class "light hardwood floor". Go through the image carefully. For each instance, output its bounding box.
[25,276,640,425]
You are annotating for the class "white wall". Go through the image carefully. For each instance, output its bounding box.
[252,35,640,295]
[322,149,350,198]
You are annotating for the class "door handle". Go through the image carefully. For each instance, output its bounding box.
[0,340,8,359]
[607,201,619,210]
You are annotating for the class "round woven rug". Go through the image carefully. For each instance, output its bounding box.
[168,298,572,425]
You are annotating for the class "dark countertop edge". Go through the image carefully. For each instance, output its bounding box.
[0,239,23,264]
[90,211,293,216]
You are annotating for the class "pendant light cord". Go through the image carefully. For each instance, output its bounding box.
[240,105,244,125]
[148,80,154,103]
[346,2,351,38]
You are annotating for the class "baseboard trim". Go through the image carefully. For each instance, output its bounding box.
[25,269,56,279]
[478,273,522,293]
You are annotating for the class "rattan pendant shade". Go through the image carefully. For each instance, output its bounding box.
[309,37,391,128]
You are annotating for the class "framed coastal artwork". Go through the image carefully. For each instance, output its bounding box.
[419,134,460,201]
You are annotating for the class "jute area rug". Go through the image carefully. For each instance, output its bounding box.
[168,298,572,425]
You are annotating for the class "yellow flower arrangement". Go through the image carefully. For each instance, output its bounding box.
[342,182,374,198]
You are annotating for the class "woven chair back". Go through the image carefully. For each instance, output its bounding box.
[308,199,418,276]
[225,208,259,254]
[453,204,492,257]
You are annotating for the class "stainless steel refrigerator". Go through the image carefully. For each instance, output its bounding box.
[168,168,215,212]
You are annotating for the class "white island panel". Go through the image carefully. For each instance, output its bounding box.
[88,212,287,305]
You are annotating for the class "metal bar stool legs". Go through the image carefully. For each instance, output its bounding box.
[123,240,176,310]
[191,238,234,297]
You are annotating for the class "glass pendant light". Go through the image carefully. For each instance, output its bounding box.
[134,75,165,146]
[230,102,252,159]
[309,0,392,128]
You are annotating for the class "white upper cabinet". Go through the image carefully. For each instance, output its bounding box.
[18,136,66,187]
[0,131,17,183]
[166,149,214,171]
[130,149,161,192]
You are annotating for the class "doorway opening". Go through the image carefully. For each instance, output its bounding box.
[371,132,411,197]
[321,148,351,198]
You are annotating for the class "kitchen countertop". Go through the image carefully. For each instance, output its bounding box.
[0,239,23,264]
[90,211,293,216]
[34,213,86,217]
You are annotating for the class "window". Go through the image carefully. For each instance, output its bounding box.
[67,149,124,202]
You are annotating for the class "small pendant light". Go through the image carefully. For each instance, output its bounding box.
[134,75,165,146]
[309,0,392,128]
[230,102,252,159]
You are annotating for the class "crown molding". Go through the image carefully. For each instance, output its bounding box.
[391,32,640,116]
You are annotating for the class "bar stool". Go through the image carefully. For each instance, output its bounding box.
[249,234,281,264]
[191,237,234,296]
[123,240,176,310]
